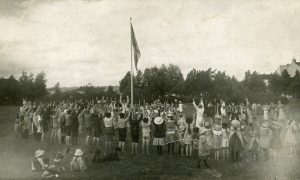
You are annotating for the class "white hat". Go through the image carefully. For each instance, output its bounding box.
[154,110,159,114]
[74,149,84,156]
[213,124,222,131]
[262,122,269,128]
[35,150,45,158]
[231,119,240,128]
[154,117,163,125]
[199,128,209,135]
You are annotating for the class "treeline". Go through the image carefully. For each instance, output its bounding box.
[0,71,47,105]
[1,64,299,105]
[119,64,300,104]
[45,83,118,102]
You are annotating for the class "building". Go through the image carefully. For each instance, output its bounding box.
[276,58,300,77]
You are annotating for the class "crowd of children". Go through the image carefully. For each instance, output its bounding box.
[14,95,298,178]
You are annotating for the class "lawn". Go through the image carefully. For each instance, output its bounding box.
[0,102,300,180]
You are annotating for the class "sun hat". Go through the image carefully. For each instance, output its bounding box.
[204,121,210,128]
[213,124,222,131]
[199,128,209,135]
[262,122,269,128]
[154,117,164,125]
[231,119,240,128]
[74,149,84,156]
[35,150,45,158]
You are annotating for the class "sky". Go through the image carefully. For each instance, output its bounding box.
[0,0,300,87]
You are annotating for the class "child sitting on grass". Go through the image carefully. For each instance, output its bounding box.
[70,149,87,173]
[31,149,46,172]
[53,152,65,172]
[41,158,59,178]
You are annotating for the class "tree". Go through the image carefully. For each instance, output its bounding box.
[34,71,48,99]
[291,70,300,98]
[280,70,292,97]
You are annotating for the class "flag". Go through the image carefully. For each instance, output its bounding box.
[131,23,141,71]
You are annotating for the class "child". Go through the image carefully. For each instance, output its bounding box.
[192,127,199,158]
[50,111,59,143]
[31,149,46,171]
[53,152,65,172]
[141,113,151,154]
[153,115,166,155]
[103,111,114,153]
[177,113,187,156]
[270,121,282,160]
[183,120,193,157]
[212,124,222,161]
[259,121,272,161]
[129,108,143,154]
[248,124,259,160]
[197,129,211,169]
[70,149,87,173]
[117,112,130,152]
[165,112,177,155]
[14,113,20,138]
[221,124,229,160]
[284,119,298,157]
[229,119,244,162]
[41,158,59,178]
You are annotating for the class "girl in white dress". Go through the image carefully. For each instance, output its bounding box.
[284,119,298,157]
[263,105,269,121]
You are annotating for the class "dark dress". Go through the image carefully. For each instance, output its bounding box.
[129,113,143,143]
[71,111,79,137]
[229,133,243,152]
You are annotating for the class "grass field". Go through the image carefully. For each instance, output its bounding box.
[0,102,300,180]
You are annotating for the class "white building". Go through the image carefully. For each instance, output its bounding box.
[276,58,300,77]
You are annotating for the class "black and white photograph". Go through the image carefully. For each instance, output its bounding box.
[0,0,300,179]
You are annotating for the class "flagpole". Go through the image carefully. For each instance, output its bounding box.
[130,18,134,109]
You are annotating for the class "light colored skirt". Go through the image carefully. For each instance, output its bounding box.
[153,138,164,146]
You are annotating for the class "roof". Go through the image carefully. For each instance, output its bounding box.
[292,58,300,66]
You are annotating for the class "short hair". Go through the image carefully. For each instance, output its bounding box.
[193,127,199,133]
[119,113,125,118]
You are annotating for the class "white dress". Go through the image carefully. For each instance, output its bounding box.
[284,122,297,146]
[193,101,204,128]
[263,107,268,120]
